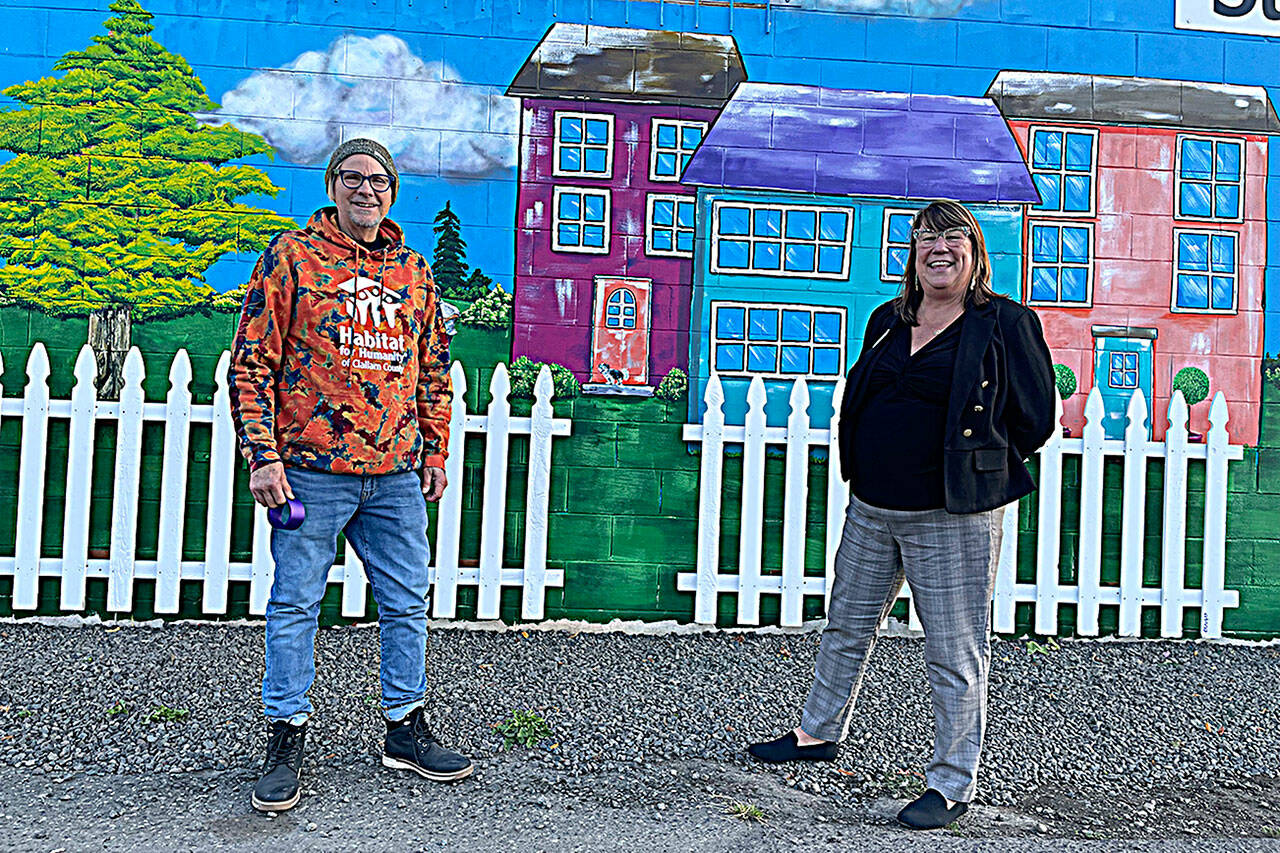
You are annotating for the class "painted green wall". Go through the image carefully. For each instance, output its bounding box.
[2,316,1279,638]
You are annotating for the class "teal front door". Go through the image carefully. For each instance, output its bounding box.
[1093,334,1154,439]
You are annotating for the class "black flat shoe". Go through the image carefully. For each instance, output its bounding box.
[897,789,969,830]
[746,731,837,764]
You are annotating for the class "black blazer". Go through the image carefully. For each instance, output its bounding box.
[837,296,1056,514]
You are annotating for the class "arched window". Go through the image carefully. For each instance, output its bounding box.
[605,289,636,330]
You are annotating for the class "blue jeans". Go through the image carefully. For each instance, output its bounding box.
[263,467,432,725]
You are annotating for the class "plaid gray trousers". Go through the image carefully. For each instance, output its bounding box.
[801,494,1006,803]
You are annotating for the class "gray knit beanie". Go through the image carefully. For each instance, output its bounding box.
[325,138,399,202]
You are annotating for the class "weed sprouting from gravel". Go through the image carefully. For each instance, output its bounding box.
[106,701,128,717]
[494,709,552,749]
[719,797,767,823]
[146,706,190,724]
[1025,637,1061,656]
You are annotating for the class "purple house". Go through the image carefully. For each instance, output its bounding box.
[506,24,746,393]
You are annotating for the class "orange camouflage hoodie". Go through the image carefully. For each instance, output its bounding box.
[229,208,452,475]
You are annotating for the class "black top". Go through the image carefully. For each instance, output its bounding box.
[837,296,1057,514]
[850,319,961,510]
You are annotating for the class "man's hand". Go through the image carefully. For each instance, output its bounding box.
[422,466,447,503]
[249,461,294,508]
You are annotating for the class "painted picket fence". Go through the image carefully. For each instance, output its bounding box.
[0,345,570,621]
[679,373,1244,638]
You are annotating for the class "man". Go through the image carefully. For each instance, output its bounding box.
[229,138,472,813]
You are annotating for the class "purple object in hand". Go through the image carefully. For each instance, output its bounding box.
[267,497,306,530]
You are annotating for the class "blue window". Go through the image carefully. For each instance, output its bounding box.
[712,202,851,279]
[780,345,810,374]
[650,119,707,181]
[881,209,916,280]
[813,313,840,344]
[812,347,840,375]
[754,209,781,238]
[817,245,844,274]
[715,306,745,340]
[555,112,613,177]
[552,187,610,254]
[748,344,777,372]
[781,310,810,342]
[1108,352,1139,390]
[1029,128,1096,215]
[1027,222,1092,304]
[1174,230,1236,312]
[749,308,778,341]
[605,289,637,330]
[785,210,815,240]
[785,244,816,273]
[1178,136,1243,221]
[715,344,745,372]
[753,242,781,270]
[711,303,845,378]
[818,211,846,240]
[719,207,749,235]
[647,195,696,257]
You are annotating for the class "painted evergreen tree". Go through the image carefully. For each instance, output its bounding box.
[431,201,469,294]
[431,201,493,301]
[0,0,293,394]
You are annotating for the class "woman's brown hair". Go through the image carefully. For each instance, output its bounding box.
[892,200,995,324]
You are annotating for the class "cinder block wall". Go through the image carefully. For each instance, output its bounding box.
[2,0,1279,637]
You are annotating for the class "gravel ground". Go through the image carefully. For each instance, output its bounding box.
[1,618,1278,852]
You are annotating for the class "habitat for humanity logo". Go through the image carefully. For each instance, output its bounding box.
[1176,0,1280,35]
[338,275,408,374]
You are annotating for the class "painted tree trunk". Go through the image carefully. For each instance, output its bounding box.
[88,306,132,400]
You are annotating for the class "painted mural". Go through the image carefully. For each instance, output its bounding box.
[678,81,1036,426]
[507,24,745,395]
[987,71,1276,446]
[3,0,1280,636]
[0,0,294,394]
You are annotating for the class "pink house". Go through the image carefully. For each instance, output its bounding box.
[988,72,1279,445]
[506,24,745,393]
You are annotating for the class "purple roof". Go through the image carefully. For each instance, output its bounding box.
[682,83,1038,204]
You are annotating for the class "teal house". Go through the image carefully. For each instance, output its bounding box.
[680,83,1040,426]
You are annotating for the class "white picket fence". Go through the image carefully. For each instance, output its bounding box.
[679,374,1244,638]
[0,345,570,621]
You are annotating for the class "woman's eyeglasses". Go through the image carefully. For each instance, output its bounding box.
[337,170,394,193]
[913,226,971,247]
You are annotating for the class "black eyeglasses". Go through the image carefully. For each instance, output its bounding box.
[337,169,394,193]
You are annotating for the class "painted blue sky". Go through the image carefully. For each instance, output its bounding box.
[4,0,1280,351]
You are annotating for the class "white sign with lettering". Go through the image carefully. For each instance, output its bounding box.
[1177,0,1280,35]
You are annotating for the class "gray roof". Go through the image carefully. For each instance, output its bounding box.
[986,71,1280,133]
[506,23,746,108]
[682,83,1038,204]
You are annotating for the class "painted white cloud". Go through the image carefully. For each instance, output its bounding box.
[210,34,517,179]
[771,0,976,13]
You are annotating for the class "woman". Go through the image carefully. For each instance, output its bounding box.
[748,200,1055,830]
